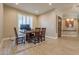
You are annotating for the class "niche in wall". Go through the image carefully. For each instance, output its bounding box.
[63,18,76,31]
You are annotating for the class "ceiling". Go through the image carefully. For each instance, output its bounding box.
[4,3,78,15]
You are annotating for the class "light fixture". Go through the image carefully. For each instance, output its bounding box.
[49,3,52,6]
[35,10,39,13]
[66,18,70,21]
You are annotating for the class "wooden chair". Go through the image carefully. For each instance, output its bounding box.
[35,28,41,31]
[31,30,41,44]
[14,27,25,45]
[35,28,41,42]
[30,28,41,44]
[40,28,46,42]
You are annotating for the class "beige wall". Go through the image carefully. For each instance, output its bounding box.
[0,4,3,40]
[3,5,38,38]
[38,9,63,38]
[2,4,79,39]
[3,5,64,39]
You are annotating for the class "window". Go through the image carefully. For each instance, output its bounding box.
[18,14,33,31]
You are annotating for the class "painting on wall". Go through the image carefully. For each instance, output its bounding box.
[65,18,74,28]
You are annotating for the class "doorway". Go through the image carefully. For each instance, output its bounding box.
[57,16,62,38]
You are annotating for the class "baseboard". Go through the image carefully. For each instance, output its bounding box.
[2,37,15,41]
[62,35,77,37]
[0,37,15,48]
[45,36,58,39]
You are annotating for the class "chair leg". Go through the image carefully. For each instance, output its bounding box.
[16,42,18,45]
[34,41,36,44]
[43,37,45,41]
[38,38,40,43]
[41,37,42,42]
[23,41,25,44]
[16,40,18,45]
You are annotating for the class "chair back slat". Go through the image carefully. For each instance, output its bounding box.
[41,28,46,36]
[14,27,18,38]
[35,28,41,31]
[35,28,41,37]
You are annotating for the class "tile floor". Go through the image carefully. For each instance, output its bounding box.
[0,36,79,55]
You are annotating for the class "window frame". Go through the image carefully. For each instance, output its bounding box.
[18,14,33,31]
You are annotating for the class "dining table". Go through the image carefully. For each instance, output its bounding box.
[25,29,42,43]
[20,29,42,43]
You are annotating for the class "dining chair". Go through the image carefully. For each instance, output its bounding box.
[14,27,25,45]
[31,30,41,44]
[40,28,46,42]
[35,28,41,42]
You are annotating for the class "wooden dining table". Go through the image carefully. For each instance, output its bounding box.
[25,30,42,43]
[20,29,42,43]
[19,30,35,42]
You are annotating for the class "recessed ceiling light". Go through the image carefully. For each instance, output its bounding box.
[49,3,52,6]
[16,3,19,5]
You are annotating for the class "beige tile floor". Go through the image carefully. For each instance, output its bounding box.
[0,36,79,55]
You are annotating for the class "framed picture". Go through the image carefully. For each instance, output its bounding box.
[65,18,74,28]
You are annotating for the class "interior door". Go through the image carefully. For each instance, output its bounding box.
[58,16,62,37]
[77,19,79,36]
